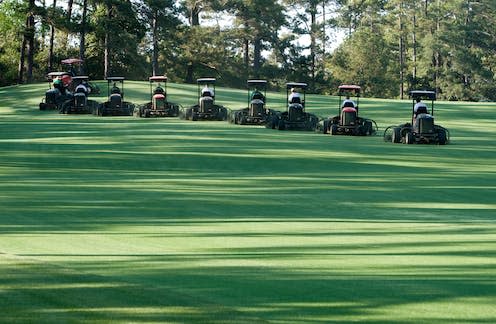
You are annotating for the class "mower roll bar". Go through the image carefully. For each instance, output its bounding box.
[72,76,89,82]
[197,78,216,84]
[338,84,361,94]
[149,76,167,83]
[286,82,307,90]
[106,76,125,82]
[247,80,267,87]
[409,90,436,117]
[338,84,360,113]
[105,76,125,98]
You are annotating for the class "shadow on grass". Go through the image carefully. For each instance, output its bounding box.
[2,244,496,323]
[1,84,496,322]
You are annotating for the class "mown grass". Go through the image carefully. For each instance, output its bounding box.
[0,81,496,323]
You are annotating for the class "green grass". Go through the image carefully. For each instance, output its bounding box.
[1,82,496,323]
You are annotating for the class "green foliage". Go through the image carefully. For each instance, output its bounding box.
[0,0,495,100]
[328,28,398,98]
[0,0,25,85]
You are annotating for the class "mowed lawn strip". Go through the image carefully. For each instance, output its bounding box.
[0,82,495,323]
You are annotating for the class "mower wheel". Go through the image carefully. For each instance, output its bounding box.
[405,132,414,144]
[240,115,247,125]
[144,109,151,118]
[392,127,401,143]
[438,129,447,145]
[218,108,228,121]
[322,120,330,134]
[277,119,286,131]
[330,124,338,135]
[364,121,373,135]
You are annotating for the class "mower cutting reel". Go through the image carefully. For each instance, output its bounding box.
[135,76,180,118]
[319,84,377,136]
[229,79,276,125]
[59,76,98,114]
[383,90,449,145]
[94,77,135,116]
[266,82,319,131]
[182,78,228,121]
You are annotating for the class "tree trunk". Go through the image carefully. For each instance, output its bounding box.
[244,38,249,68]
[48,0,57,72]
[185,3,201,82]
[412,12,417,83]
[310,2,317,89]
[185,63,194,83]
[190,3,200,26]
[26,0,35,83]
[398,0,404,99]
[104,5,111,77]
[79,0,87,74]
[18,36,27,84]
[63,0,74,48]
[152,10,159,76]
[104,33,109,77]
[253,37,261,78]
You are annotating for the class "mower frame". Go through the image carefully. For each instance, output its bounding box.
[267,82,319,131]
[134,76,180,118]
[383,90,449,144]
[182,78,228,121]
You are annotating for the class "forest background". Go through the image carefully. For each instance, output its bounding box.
[1,0,495,101]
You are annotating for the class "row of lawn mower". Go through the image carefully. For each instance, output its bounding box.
[38,72,450,145]
[229,80,449,145]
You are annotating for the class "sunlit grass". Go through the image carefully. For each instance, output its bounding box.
[1,82,496,322]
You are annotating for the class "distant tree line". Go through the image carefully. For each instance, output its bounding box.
[1,0,495,100]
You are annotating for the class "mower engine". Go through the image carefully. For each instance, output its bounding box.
[341,107,357,126]
[250,99,264,117]
[416,114,435,134]
[46,88,61,105]
[288,103,304,121]
[74,92,87,109]
[109,93,122,109]
[153,94,166,110]
[200,97,214,113]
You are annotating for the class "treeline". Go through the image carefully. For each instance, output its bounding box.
[1,0,495,100]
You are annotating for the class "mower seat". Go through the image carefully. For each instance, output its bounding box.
[290,97,302,104]
[342,101,355,108]
[415,105,428,116]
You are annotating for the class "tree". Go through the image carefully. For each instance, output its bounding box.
[91,0,146,78]
[0,0,26,85]
[137,0,180,76]
[17,0,37,83]
[224,0,286,79]
[328,27,398,97]
[283,0,334,90]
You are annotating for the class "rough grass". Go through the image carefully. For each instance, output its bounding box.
[1,82,496,323]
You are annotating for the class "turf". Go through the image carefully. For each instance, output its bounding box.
[1,81,496,323]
